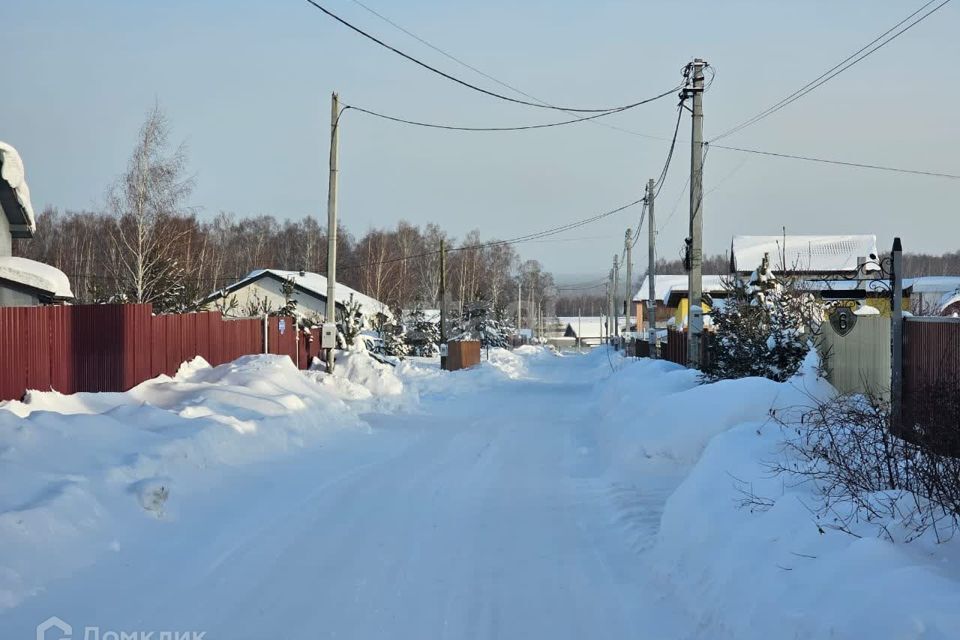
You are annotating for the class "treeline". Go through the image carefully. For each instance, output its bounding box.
[12,107,555,322]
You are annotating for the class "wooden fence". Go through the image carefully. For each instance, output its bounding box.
[0,304,322,402]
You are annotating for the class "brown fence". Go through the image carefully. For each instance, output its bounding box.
[0,304,319,402]
[633,340,650,358]
[662,329,688,365]
[903,317,960,431]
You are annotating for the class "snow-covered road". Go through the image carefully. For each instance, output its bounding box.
[3,351,692,639]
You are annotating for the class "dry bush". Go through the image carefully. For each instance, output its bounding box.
[768,391,960,543]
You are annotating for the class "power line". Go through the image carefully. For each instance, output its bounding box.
[712,0,951,142]
[342,87,677,131]
[342,0,674,141]
[709,142,960,180]
[556,280,608,292]
[653,103,685,199]
[304,0,678,113]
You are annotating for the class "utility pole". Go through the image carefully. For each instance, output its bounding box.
[646,178,657,354]
[606,271,613,343]
[685,58,707,368]
[624,229,633,339]
[578,307,582,353]
[325,92,340,373]
[613,254,620,347]
[439,238,447,340]
[516,277,522,339]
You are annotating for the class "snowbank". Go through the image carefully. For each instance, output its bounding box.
[0,354,382,610]
[600,352,960,638]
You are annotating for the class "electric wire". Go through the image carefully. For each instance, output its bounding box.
[304,0,678,113]
[711,0,952,142]
[342,87,677,131]
[708,143,960,180]
[343,0,677,141]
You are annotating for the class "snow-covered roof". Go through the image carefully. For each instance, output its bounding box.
[0,257,73,298]
[0,141,36,235]
[731,235,878,274]
[219,269,390,318]
[402,308,440,323]
[904,276,960,295]
[558,316,606,338]
[632,275,727,303]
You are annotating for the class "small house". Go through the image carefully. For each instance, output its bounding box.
[632,274,728,330]
[0,141,73,306]
[730,234,907,316]
[559,316,608,345]
[204,269,390,327]
[730,234,881,277]
[904,277,960,316]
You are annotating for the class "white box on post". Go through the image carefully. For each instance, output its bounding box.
[321,323,337,349]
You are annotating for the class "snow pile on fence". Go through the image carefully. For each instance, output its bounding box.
[599,350,960,638]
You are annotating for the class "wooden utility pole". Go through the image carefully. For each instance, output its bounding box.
[325,92,340,373]
[517,277,522,337]
[439,239,448,368]
[606,271,613,343]
[647,178,657,353]
[686,59,707,368]
[625,229,633,339]
[613,254,620,347]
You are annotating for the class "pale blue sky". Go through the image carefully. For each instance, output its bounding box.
[2,0,958,277]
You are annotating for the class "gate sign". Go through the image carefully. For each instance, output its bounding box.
[829,307,858,337]
[278,318,287,335]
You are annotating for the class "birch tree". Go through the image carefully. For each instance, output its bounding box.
[108,105,193,308]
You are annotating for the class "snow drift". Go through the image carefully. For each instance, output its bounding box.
[596,349,960,638]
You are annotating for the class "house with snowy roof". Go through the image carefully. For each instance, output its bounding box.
[202,268,390,327]
[0,142,73,306]
[631,274,729,330]
[730,234,909,316]
[730,234,880,277]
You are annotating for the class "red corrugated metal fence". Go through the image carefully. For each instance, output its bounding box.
[0,304,307,402]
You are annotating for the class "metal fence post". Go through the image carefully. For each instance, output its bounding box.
[891,237,904,436]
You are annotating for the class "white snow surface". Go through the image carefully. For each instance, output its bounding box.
[732,234,879,273]
[0,347,958,638]
[632,274,727,302]
[0,141,35,232]
[0,256,73,297]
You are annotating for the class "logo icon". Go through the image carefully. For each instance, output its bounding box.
[37,616,72,640]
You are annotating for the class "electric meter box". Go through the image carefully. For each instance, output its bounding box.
[321,323,337,349]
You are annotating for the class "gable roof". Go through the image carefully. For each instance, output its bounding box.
[206,269,390,318]
[632,274,727,303]
[731,235,879,274]
[558,316,606,338]
[0,142,36,237]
